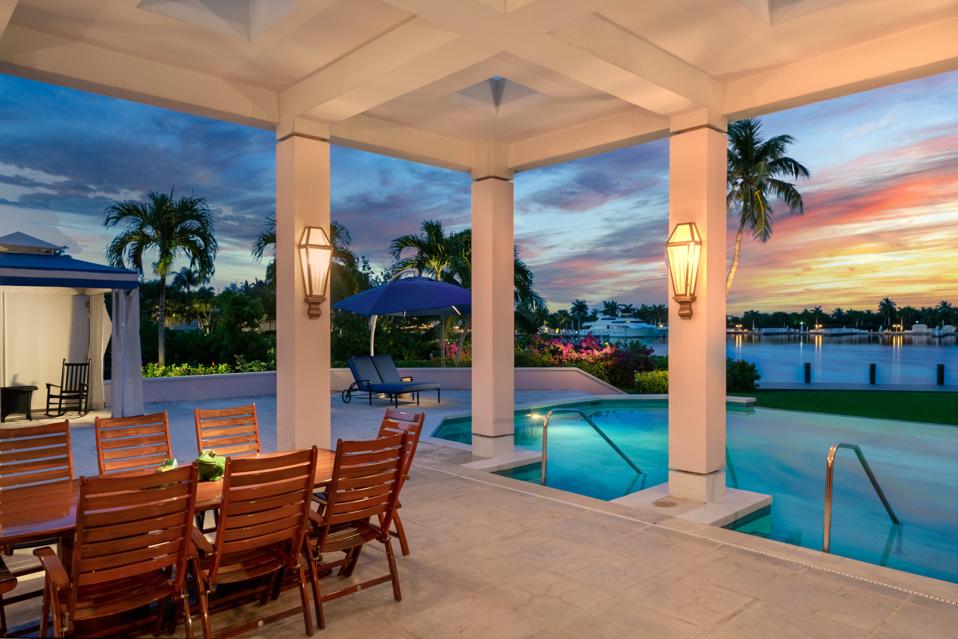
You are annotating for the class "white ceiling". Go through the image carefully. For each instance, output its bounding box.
[1,0,955,172]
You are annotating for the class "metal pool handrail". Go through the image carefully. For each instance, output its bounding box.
[540,408,641,485]
[823,442,900,553]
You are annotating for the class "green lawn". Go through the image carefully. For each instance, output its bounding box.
[733,390,957,426]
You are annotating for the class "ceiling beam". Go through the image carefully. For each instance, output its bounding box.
[300,37,499,122]
[279,17,464,122]
[0,0,17,40]
[549,15,723,112]
[508,108,667,171]
[725,16,958,119]
[0,25,278,129]
[512,35,694,115]
[330,114,474,172]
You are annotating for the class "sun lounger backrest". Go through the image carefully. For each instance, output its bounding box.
[371,355,403,384]
[348,356,383,390]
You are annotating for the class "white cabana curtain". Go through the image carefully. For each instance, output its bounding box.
[111,288,144,417]
[88,292,111,409]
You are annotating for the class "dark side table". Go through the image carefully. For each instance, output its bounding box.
[1,386,38,422]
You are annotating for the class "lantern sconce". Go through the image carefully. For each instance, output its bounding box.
[298,226,333,319]
[665,222,702,320]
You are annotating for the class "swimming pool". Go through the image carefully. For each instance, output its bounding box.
[431,399,958,583]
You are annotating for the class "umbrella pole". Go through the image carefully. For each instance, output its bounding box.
[369,315,378,356]
[440,318,445,367]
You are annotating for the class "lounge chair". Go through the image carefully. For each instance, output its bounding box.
[372,355,440,405]
[342,356,440,407]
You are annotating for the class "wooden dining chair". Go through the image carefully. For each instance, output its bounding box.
[94,411,172,475]
[190,448,318,639]
[33,464,198,639]
[0,421,74,634]
[377,408,424,556]
[308,434,408,629]
[194,404,261,456]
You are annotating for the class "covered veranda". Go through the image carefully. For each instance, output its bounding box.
[1,0,957,635]
[2,0,955,501]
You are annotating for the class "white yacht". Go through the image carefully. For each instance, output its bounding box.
[580,316,667,338]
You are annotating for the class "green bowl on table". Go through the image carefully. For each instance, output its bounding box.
[196,450,226,482]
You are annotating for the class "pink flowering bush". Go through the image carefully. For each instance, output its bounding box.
[515,333,656,390]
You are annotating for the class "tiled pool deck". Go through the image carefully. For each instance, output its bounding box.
[5,391,958,638]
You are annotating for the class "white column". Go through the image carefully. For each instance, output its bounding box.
[470,175,515,457]
[667,122,728,503]
[275,131,331,450]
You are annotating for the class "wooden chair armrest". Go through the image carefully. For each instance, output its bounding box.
[308,510,324,527]
[33,547,69,591]
[191,527,214,554]
[46,383,60,391]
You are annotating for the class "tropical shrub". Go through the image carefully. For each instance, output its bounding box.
[631,358,761,393]
[727,358,761,392]
[635,370,669,394]
[515,334,656,391]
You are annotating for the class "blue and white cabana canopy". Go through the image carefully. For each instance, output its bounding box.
[0,232,139,290]
[0,232,143,417]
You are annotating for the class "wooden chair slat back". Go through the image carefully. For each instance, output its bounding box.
[95,412,172,475]
[194,404,260,456]
[0,421,73,489]
[61,360,90,393]
[320,435,407,539]
[210,448,317,587]
[71,464,197,598]
[377,408,424,477]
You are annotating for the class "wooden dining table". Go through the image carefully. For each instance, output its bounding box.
[0,449,337,548]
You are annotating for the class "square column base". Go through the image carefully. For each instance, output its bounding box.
[668,469,726,503]
[472,433,515,458]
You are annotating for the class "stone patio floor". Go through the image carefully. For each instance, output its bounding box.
[4,391,958,637]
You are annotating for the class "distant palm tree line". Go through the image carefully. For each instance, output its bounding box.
[732,299,956,331]
[549,299,667,331]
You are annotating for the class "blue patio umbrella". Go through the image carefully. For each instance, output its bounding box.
[333,276,471,364]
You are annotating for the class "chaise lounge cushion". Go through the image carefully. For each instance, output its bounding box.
[371,355,439,391]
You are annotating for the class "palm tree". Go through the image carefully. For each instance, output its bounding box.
[936,300,954,326]
[171,267,202,294]
[878,297,897,328]
[389,220,456,281]
[570,300,589,331]
[105,190,217,365]
[252,217,357,295]
[618,303,636,318]
[812,305,823,326]
[601,300,619,318]
[726,118,810,294]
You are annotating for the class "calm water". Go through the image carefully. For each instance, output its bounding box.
[636,335,958,386]
[431,400,958,582]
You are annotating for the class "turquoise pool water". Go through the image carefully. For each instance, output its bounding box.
[431,400,958,583]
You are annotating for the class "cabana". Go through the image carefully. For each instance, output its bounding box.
[0,232,144,418]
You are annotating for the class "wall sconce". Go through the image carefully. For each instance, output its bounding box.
[666,222,702,319]
[299,226,332,319]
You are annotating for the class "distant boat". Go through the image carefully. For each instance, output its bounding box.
[581,316,666,338]
[808,327,870,336]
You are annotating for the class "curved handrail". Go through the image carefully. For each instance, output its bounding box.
[540,408,641,485]
[823,442,899,553]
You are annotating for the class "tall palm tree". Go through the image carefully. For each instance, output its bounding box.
[878,297,897,328]
[936,300,954,326]
[105,190,217,365]
[601,300,619,318]
[812,305,823,326]
[618,303,636,318]
[570,300,590,331]
[726,118,810,294]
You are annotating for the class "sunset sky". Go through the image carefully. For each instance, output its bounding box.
[1,70,955,315]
